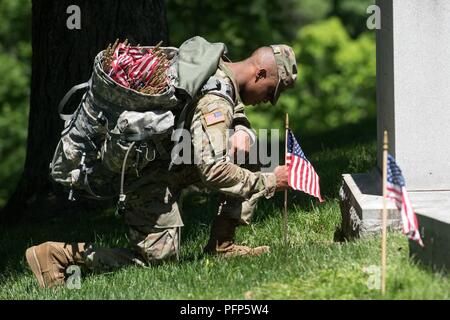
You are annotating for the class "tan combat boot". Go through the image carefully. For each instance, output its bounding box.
[25,242,86,288]
[204,216,270,258]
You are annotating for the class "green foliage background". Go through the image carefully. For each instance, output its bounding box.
[0,0,376,207]
[0,0,31,207]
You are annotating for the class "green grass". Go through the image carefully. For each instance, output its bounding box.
[1,118,449,299]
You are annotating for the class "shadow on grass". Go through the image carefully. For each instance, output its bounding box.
[0,117,377,282]
[0,209,128,281]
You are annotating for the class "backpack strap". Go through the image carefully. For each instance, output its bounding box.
[58,81,91,121]
[168,76,235,171]
[200,76,235,106]
[168,100,192,171]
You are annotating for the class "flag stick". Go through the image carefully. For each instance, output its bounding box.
[284,113,289,248]
[381,130,388,295]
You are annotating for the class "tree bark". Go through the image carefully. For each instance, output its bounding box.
[1,0,169,224]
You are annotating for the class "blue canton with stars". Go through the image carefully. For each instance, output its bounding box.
[287,129,307,161]
[387,154,406,187]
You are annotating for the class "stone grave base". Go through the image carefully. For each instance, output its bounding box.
[339,171,450,271]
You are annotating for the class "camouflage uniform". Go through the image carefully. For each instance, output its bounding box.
[83,45,298,270]
[82,64,273,270]
[24,43,299,290]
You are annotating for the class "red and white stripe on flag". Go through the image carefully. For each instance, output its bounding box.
[286,153,324,203]
[387,183,424,247]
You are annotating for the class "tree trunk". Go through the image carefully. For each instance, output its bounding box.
[1,0,169,224]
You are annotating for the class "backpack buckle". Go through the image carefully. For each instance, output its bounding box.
[96,111,107,126]
[68,184,76,202]
[79,152,87,174]
[116,194,127,216]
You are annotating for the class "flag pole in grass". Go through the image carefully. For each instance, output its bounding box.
[284,119,324,250]
[381,130,388,295]
[284,113,289,248]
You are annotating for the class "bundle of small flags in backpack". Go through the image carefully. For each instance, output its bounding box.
[102,39,170,95]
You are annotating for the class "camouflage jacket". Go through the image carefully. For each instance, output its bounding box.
[187,61,277,201]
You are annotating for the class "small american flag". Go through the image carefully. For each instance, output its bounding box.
[387,154,424,247]
[286,129,324,202]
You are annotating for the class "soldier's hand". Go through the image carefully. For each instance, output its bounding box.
[274,165,289,191]
[229,129,251,159]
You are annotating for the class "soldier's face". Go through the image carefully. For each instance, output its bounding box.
[242,69,278,106]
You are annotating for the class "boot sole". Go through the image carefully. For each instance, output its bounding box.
[25,246,45,288]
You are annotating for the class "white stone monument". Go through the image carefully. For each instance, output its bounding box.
[340,0,450,270]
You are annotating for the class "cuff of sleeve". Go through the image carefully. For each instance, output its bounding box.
[262,173,277,199]
[234,125,257,145]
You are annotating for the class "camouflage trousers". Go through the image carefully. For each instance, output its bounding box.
[82,162,259,272]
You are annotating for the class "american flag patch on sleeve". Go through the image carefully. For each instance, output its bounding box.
[204,111,225,126]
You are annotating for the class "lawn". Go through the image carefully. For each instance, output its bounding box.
[1,118,449,299]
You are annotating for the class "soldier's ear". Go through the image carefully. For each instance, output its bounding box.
[256,69,267,82]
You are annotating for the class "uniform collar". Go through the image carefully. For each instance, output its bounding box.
[218,59,242,104]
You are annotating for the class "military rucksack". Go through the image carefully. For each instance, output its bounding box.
[49,36,235,212]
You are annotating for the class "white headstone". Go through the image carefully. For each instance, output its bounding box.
[340,1,450,271]
[377,0,450,191]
